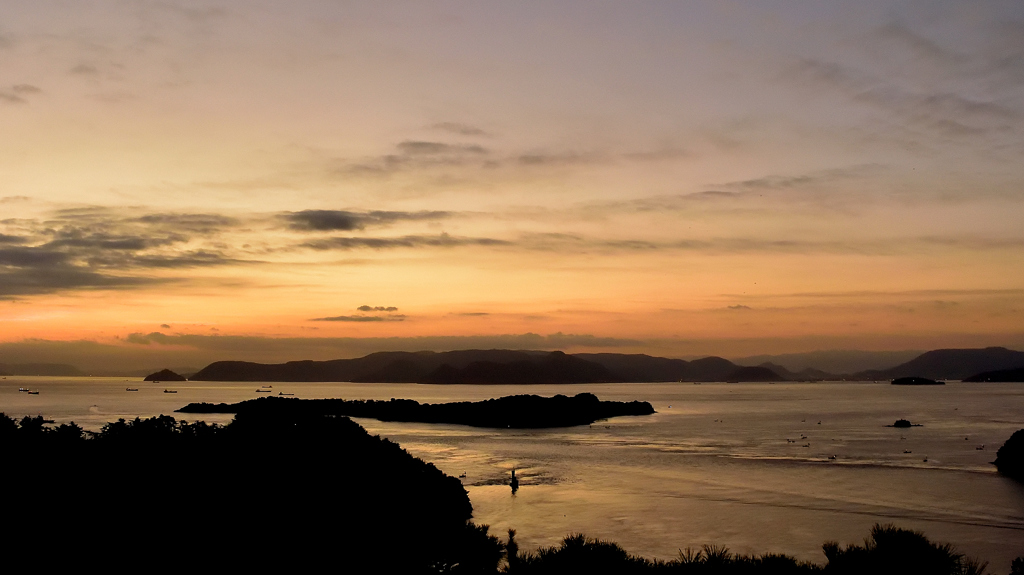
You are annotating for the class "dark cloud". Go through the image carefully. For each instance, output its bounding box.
[728,305,752,310]
[300,233,510,250]
[357,306,398,312]
[281,209,451,232]
[160,324,171,329]
[0,265,166,298]
[0,208,257,297]
[0,92,26,104]
[0,196,31,204]
[69,64,99,75]
[12,84,41,94]
[0,233,27,244]
[430,122,489,136]
[343,140,492,176]
[516,151,603,166]
[133,213,240,233]
[310,314,406,322]
[396,141,487,155]
[456,312,490,316]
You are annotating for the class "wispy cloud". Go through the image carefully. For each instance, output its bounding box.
[300,233,510,250]
[430,122,490,136]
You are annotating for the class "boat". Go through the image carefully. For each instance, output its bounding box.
[279,392,294,396]
[163,389,177,393]
[126,388,139,392]
[510,469,519,493]
[27,390,40,395]
[262,385,273,388]
[18,388,29,392]
[256,389,272,393]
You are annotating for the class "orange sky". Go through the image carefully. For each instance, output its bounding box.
[2,2,1023,368]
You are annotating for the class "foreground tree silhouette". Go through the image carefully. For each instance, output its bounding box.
[3,411,502,573]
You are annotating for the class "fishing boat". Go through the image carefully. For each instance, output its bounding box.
[163,389,177,393]
[126,388,139,392]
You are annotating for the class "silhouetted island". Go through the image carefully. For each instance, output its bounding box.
[178,393,655,428]
[995,429,1024,481]
[891,376,943,385]
[963,367,1024,382]
[889,419,921,428]
[143,368,187,381]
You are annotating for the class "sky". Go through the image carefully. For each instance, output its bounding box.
[2,1,1024,371]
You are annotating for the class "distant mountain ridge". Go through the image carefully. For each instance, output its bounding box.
[854,347,1024,381]
[190,349,781,383]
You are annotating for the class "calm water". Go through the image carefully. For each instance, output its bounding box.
[3,377,1023,567]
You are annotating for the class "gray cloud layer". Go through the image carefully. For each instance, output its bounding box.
[282,209,451,232]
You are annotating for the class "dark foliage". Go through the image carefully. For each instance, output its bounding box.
[1,411,503,573]
[505,525,989,575]
[822,524,987,575]
[995,429,1024,480]
[177,393,656,428]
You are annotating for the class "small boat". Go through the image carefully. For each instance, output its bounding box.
[262,385,273,388]
[510,469,519,493]
[163,389,177,393]
[256,389,272,393]
[458,472,467,479]
[279,392,294,396]
[18,388,29,392]
[126,388,139,392]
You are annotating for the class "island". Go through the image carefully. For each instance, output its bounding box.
[143,368,187,381]
[177,392,656,428]
[891,377,944,385]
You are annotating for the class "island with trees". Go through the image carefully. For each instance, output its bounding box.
[177,392,656,428]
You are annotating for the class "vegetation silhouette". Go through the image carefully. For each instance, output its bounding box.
[503,525,998,574]
[177,392,656,428]
[995,428,1024,480]
[3,413,1017,573]
[2,411,503,573]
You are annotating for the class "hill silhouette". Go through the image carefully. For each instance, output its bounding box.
[963,367,1024,382]
[190,350,761,383]
[143,368,187,381]
[856,347,1024,380]
[167,346,1024,384]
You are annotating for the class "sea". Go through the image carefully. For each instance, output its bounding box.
[3,377,1022,568]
